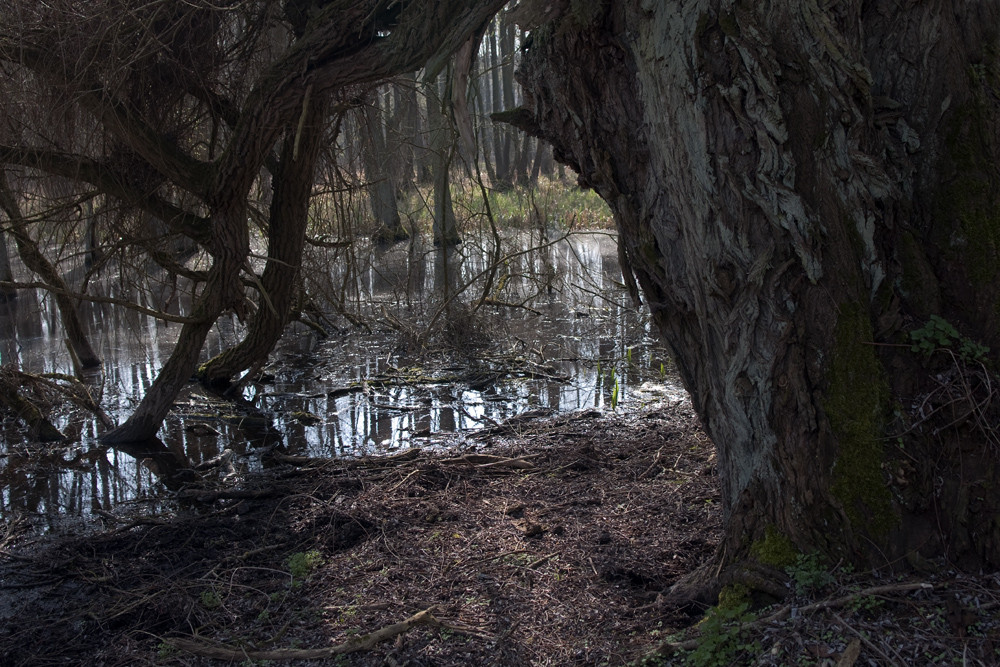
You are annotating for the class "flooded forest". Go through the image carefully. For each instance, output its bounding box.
[0,16,680,536]
[6,3,999,665]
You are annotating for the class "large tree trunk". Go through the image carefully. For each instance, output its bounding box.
[506,0,1000,580]
[197,95,329,388]
[361,91,406,245]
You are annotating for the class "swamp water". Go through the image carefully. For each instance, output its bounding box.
[0,232,687,529]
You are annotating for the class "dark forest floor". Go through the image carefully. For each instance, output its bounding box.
[2,401,999,666]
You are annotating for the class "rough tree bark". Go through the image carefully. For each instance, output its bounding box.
[196,94,329,388]
[504,0,1000,583]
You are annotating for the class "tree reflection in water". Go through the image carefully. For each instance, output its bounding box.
[0,233,686,527]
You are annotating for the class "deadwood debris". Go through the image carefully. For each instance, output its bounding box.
[1,404,998,666]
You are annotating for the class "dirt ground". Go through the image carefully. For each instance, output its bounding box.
[2,400,999,666]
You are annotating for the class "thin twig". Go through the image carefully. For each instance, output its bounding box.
[168,607,441,661]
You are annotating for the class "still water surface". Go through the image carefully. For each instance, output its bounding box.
[0,232,686,528]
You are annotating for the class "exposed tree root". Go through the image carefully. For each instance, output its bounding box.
[0,366,65,441]
[649,582,935,659]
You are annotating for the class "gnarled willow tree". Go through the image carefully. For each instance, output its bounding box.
[4,0,1000,592]
[0,0,504,443]
[502,0,1000,584]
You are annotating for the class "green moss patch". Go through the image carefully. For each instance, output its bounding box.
[826,303,896,535]
[750,525,797,569]
[935,59,1000,292]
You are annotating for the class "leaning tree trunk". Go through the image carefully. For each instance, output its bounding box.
[0,172,101,369]
[505,0,1000,580]
[197,95,328,388]
[100,205,249,443]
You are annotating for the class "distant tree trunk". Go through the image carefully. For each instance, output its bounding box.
[82,199,104,271]
[413,82,435,185]
[499,14,521,183]
[489,19,512,190]
[507,0,1000,585]
[428,73,460,247]
[361,91,406,245]
[0,228,14,302]
[0,172,100,369]
[528,138,547,184]
[197,94,328,388]
[390,78,417,193]
[474,56,499,186]
[514,131,531,184]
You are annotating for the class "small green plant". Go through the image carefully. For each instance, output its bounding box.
[610,376,620,410]
[786,552,835,595]
[200,589,222,609]
[659,362,666,378]
[286,549,323,585]
[156,641,177,660]
[847,593,883,614]
[684,602,760,667]
[910,315,989,364]
[338,605,359,623]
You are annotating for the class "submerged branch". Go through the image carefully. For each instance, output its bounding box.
[0,367,65,442]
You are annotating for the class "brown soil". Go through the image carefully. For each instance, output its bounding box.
[2,401,999,666]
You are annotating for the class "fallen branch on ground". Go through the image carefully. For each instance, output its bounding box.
[440,453,538,469]
[168,607,441,661]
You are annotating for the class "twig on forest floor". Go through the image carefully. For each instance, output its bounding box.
[756,582,933,625]
[832,611,902,665]
[168,607,442,661]
[386,469,421,494]
[440,453,538,470]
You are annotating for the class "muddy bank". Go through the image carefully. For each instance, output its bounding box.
[4,398,1000,666]
[0,401,718,666]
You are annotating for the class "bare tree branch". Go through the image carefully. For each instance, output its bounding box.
[0,145,210,244]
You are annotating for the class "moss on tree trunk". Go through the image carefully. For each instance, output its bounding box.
[502,0,1000,580]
